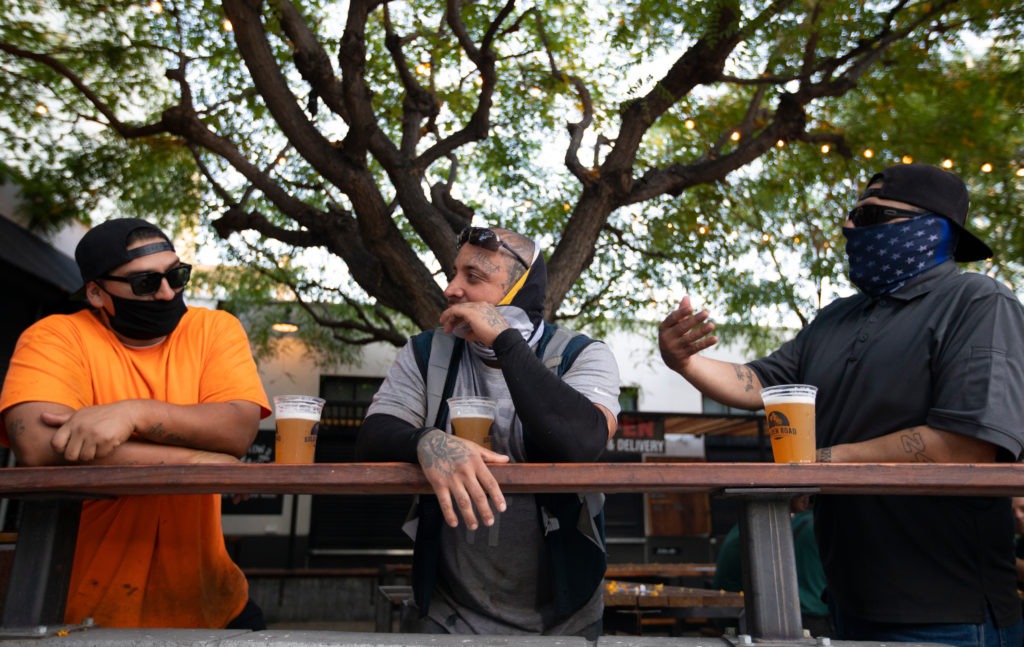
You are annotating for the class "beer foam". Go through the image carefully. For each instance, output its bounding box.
[275,409,322,421]
[761,393,815,404]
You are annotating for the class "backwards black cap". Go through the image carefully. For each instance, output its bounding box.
[861,163,992,262]
[74,218,174,294]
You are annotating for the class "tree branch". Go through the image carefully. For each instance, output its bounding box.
[0,42,166,138]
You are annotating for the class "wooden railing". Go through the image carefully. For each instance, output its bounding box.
[1,461,1023,496]
[2,461,1023,641]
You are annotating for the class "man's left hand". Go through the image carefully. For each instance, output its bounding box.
[440,303,510,346]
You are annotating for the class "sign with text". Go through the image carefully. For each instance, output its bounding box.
[607,414,666,455]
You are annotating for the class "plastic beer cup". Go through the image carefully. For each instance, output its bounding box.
[273,395,326,464]
[759,385,817,463]
[447,397,496,449]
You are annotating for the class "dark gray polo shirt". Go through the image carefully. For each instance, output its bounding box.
[748,261,1024,626]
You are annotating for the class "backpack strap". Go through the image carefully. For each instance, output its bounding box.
[536,324,597,377]
[408,328,462,617]
[411,328,463,429]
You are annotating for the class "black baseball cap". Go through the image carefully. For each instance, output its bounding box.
[860,163,992,262]
[73,218,175,297]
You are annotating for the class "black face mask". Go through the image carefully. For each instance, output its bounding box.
[101,290,187,340]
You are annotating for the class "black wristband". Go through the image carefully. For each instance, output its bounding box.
[357,413,435,463]
[492,329,608,462]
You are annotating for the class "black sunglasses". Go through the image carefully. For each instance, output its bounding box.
[456,227,530,269]
[847,204,924,228]
[100,264,192,296]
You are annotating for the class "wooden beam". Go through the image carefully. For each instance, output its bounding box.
[0,462,1022,497]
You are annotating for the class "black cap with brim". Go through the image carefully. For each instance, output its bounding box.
[72,218,174,299]
[862,163,992,262]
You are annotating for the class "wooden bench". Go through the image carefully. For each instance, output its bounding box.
[605,563,716,585]
[604,579,744,636]
[375,585,412,633]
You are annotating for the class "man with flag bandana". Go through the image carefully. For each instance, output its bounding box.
[657,164,1024,647]
[358,226,621,639]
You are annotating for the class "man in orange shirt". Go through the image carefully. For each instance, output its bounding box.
[0,218,271,628]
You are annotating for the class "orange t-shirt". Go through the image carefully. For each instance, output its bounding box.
[0,307,271,628]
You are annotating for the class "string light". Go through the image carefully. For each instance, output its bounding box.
[698,226,707,235]
[222,19,233,31]
[730,131,741,142]
[761,233,770,242]
[901,155,913,164]
[271,322,299,334]
[34,103,48,115]
[528,87,542,98]
[793,236,801,244]
[1016,168,1024,178]
[862,149,874,159]
[820,144,830,154]
[473,76,483,87]
[776,139,785,148]
[684,119,695,130]
[981,163,993,173]
[149,1,162,13]
[415,62,431,76]
[942,159,954,169]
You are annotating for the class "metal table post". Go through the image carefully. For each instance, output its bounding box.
[727,488,817,641]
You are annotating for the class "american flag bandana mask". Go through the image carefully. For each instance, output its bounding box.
[842,215,956,297]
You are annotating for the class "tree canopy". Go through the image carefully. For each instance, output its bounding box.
[1,0,1022,356]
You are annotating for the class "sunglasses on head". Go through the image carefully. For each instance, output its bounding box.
[100,264,192,296]
[456,227,530,269]
[847,204,925,228]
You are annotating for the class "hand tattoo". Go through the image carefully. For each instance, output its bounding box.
[482,308,507,330]
[418,431,471,476]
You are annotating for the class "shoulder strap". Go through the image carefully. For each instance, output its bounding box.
[537,324,597,377]
[411,329,435,381]
[414,328,464,429]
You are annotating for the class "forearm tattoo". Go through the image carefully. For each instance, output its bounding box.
[142,422,187,447]
[817,447,832,463]
[734,365,757,392]
[418,431,471,477]
[899,430,934,462]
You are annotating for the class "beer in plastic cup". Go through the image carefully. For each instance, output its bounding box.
[759,384,817,463]
[273,395,326,464]
[447,396,496,449]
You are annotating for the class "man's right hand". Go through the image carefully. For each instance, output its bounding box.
[658,295,718,375]
[416,429,509,529]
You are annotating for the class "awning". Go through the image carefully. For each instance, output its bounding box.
[0,215,80,294]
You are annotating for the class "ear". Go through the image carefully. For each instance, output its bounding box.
[85,282,106,309]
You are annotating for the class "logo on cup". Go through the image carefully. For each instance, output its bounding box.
[767,411,796,437]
